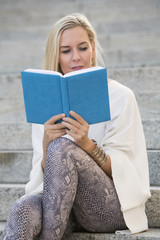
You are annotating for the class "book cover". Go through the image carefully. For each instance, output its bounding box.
[21,66,110,125]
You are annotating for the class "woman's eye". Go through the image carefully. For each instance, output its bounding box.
[62,49,70,54]
[79,47,87,51]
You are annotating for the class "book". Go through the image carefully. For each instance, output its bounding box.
[21,66,110,125]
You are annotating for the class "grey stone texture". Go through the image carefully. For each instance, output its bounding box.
[142,120,160,150]
[65,228,160,240]
[0,226,160,240]
[0,123,31,150]
[0,0,160,72]
[0,74,25,123]
[0,0,160,239]
[1,67,160,123]
[0,120,159,150]
[0,150,159,186]
[145,187,160,228]
[0,184,25,221]
[0,151,32,183]
[148,151,160,186]
[0,185,159,228]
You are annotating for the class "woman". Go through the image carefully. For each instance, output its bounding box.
[3,13,151,240]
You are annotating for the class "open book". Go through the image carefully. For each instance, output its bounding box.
[21,66,110,125]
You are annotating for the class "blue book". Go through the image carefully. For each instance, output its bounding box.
[21,66,110,125]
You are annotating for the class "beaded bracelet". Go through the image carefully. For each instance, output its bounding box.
[90,139,108,167]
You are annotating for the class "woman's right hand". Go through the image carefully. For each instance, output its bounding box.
[41,113,66,170]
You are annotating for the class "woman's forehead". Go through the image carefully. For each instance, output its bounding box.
[60,26,90,45]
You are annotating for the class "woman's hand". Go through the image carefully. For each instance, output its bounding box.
[42,113,66,170]
[62,111,95,153]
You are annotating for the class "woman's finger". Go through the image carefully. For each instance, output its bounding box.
[62,121,79,134]
[65,128,79,139]
[47,129,66,140]
[62,116,81,129]
[51,131,66,140]
[69,111,87,125]
[45,122,66,130]
[45,113,65,125]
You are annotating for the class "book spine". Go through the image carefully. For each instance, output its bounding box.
[60,77,70,117]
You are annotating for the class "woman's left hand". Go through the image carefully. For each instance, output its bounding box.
[62,110,95,153]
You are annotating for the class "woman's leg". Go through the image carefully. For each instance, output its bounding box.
[41,137,126,240]
[2,194,42,240]
[73,157,127,233]
[41,138,80,239]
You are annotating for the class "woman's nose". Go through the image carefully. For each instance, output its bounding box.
[72,49,81,62]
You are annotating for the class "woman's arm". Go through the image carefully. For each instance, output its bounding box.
[41,113,67,171]
[62,110,112,177]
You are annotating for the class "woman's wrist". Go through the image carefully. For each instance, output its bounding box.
[81,138,96,154]
[90,139,108,167]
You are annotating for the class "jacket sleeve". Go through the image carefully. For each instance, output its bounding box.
[101,82,151,233]
[25,124,44,196]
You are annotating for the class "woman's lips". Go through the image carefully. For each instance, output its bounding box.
[72,66,83,71]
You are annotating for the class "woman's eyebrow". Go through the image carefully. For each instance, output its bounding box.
[79,41,88,46]
[60,41,89,49]
[60,46,70,49]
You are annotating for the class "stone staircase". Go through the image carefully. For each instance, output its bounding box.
[0,0,160,239]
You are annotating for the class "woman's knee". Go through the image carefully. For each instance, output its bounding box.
[9,195,42,222]
[9,198,28,218]
[48,137,75,155]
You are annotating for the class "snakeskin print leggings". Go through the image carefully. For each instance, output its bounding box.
[2,137,127,240]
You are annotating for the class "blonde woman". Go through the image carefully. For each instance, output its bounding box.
[3,13,151,240]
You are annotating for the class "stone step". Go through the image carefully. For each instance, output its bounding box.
[66,228,160,240]
[0,39,160,73]
[99,32,160,50]
[0,86,159,123]
[0,150,159,186]
[0,184,25,222]
[1,1,160,71]
[0,222,5,240]
[108,66,160,92]
[0,66,159,99]
[0,151,32,184]
[1,66,159,93]
[1,30,159,72]
[1,0,160,34]
[145,187,160,228]
[83,0,160,12]
[96,16,160,35]
[0,119,160,150]
[0,185,159,228]
[0,122,32,150]
[104,47,160,69]
[148,151,160,186]
[0,67,160,123]
[0,225,160,240]
[0,223,159,240]
[1,26,160,50]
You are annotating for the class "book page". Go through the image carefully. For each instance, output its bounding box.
[63,66,104,77]
[24,69,62,76]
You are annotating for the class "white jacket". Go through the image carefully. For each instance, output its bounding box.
[25,79,151,234]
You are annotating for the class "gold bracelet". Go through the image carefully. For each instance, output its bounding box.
[90,139,108,167]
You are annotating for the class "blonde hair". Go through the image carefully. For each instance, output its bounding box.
[43,13,105,73]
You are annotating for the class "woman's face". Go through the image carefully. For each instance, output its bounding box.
[59,26,94,74]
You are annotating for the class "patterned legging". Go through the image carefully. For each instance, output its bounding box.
[2,137,127,240]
